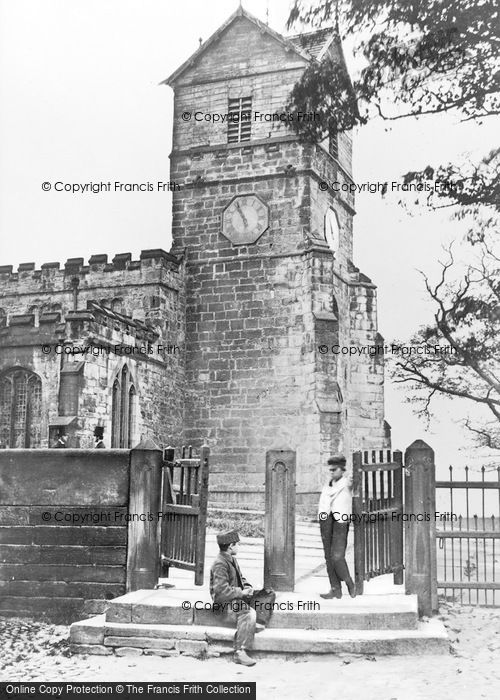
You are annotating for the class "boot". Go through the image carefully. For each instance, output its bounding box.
[346,579,356,598]
[234,650,256,666]
[320,588,342,599]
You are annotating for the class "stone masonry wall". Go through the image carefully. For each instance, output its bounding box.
[347,280,387,453]
[0,250,186,449]
[0,250,181,328]
[0,449,130,623]
[171,162,323,508]
[167,16,387,511]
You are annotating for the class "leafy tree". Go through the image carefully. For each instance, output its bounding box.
[286,0,500,207]
[287,0,500,124]
[284,54,361,144]
[287,0,500,445]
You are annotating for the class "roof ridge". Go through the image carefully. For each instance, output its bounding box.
[288,25,339,60]
[287,26,336,39]
[164,6,311,86]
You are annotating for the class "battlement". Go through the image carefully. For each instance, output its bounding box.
[0,248,181,284]
[4,311,61,326]
[0,302,159,346]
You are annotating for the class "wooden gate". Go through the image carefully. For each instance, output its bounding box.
[352,449,404,594]
[159,444,209,586]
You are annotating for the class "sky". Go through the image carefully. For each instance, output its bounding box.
[0,0,497,471]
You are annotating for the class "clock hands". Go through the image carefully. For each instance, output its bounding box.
[235,200,249,229]
[223,196,269,243]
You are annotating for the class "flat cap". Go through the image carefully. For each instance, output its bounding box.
[216,529,240,546]
[327,454,346,465]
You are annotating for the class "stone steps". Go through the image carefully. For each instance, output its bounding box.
[70,615,449,657]
[104,589,419,631]
[69,588,449,656]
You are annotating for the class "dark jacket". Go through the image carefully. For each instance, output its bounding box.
[210,551,251,604]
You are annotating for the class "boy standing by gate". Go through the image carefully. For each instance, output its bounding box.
[318,454,356,599]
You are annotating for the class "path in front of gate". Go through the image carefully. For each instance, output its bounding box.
[161,520,400,597]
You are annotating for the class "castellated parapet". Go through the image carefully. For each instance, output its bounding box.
[0,249,185,451]
[0,249,182,324]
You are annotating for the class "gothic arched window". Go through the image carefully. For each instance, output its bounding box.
[0,368,42,448]
[111,380,120,447]
[128,386,136,449]
[111,365,136,448]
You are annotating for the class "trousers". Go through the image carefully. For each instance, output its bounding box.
[320,514,352,590]
[224,600,256,651]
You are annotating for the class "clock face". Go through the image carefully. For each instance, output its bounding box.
[222,195,269,245]
[325,209,340,251]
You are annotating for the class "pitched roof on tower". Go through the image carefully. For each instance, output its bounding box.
[163,5,339,86]
[287,27,338,60]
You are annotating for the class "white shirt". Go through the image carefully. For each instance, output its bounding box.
[318,472,353,518]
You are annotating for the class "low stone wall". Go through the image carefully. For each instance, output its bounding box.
[0,449,130,623]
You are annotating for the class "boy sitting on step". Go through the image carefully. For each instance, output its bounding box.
[210,529,274,666]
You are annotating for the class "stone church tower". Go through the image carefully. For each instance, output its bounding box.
[166,7,389,511]
[0,7,388,514]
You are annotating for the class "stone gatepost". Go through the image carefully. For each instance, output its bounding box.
[126,438,163,591]
[264,449,296,591]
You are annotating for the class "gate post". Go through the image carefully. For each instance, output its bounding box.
[392,450,404,585]
[404,440,438,616]
[352,451,365,595]
[264,449,295,591]
[194,444,210,586]
[126,438,163,592]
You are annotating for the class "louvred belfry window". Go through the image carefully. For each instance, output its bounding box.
[227,97,252,143]
[0,368,42,448]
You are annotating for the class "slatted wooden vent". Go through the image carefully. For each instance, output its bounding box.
[227,97,252,143]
